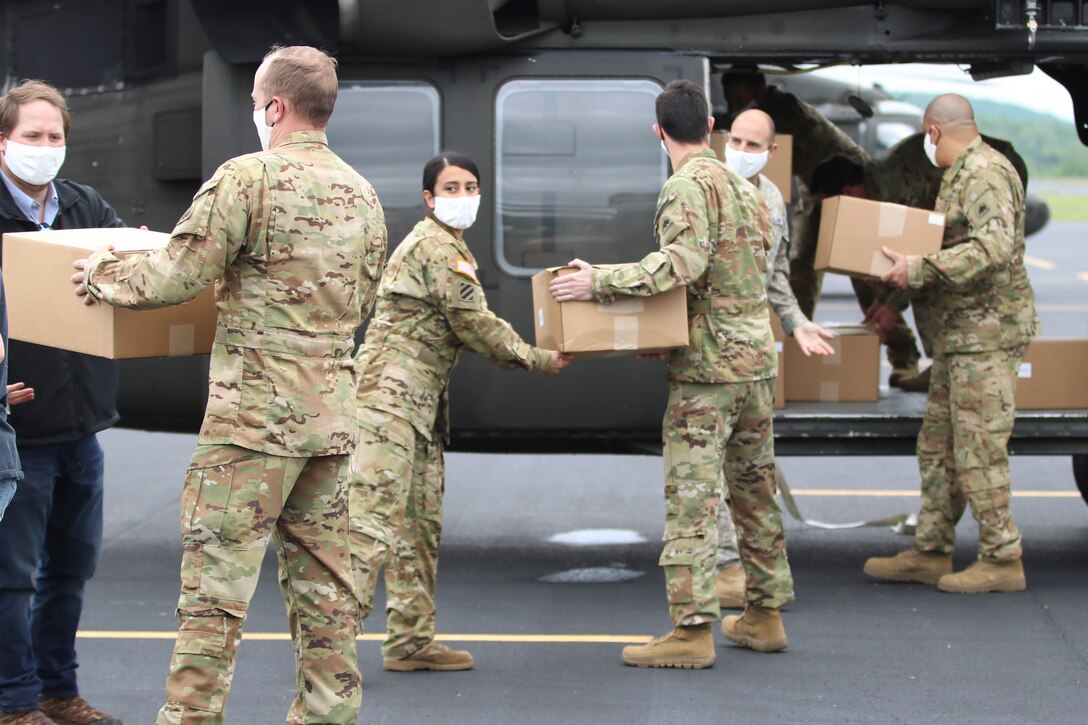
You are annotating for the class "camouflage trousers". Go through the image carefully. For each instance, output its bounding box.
[348,407,445,659]
[156,445,360,725]
[661,380,793,626]
[913,348,1025,560]
[715,498,740,568]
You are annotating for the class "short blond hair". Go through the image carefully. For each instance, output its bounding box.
[259,45,339,126]
[0,79,70,138]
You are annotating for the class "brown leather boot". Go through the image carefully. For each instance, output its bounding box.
[888,366,918,388]
[0,711,55,725]
[863,549,952,585]
[383,641,474,672]
[721,605,788,653]
[715,563,746,609]
[37,696,122,725]
[621,624,716,669]
[938,559,1026,594]
[895,366,932,393]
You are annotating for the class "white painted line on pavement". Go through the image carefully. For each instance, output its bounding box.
[1024,255,1056,270]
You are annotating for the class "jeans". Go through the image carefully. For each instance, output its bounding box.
[0,436,105,713]
[0,479,15,522]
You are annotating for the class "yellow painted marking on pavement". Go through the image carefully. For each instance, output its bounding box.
[788,489,1077,498]
[76,631,653,644]
[1023,255,1056,270]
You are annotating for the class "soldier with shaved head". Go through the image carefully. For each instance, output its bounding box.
[867,94,1038,594]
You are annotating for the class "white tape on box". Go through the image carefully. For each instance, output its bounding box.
[613,317,639,350]
[168,324,196,357]
[598,298,645,314]
[877,202,908,238]
[1018,362,1033,379]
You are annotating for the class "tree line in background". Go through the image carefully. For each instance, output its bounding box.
[898,92,1088,179]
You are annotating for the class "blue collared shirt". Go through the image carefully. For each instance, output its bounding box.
[0,167,59,228]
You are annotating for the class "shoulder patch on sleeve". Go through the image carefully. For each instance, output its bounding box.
[965,188,1004,229]
[453,257,479,283]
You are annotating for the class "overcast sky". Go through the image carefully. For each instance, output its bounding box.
[813,63,1075,122]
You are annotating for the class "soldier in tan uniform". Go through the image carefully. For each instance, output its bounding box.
[714,108,835,609]
[553,81,793,669]
[73,46,386,724]
[723,68,923,382]
[349,152,570,673]
[866,95,1038,594]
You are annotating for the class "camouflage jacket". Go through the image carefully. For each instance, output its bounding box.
[906,136,1038,354]
[86,130,387,457]
[592,149,776,384]
[758,174,807,335]
[356,216,551,442]
[759,86,869,188]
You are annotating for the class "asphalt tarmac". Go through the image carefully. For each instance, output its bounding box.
[75,429,1087,725]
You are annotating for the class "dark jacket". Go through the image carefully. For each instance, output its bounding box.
[0,276,21,479]
[0,176,123,446]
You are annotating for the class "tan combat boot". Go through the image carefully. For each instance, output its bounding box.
[715,563,746,609]
[621,624,716,669]
[721,605,788,653]
[863,549,952,585]
[937,559,1026,594]
[383,641,474,672]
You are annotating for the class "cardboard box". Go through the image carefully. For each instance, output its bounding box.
[531,267,688,357]
[3,228,217,359]
[815,195,945,279]
[784,324,879,402]
[710,132,793,202]
[1014,339,1088,410]
[770,309,785,410]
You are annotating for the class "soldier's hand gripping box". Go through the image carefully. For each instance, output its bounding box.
[2,228,217,359]
[815,195,945,279]
[1014,338,1088,410]
[531,267,689,357]
[784,323,880,402]
[711,131,793,202]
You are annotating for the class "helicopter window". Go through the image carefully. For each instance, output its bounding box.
[326,81,441,247]
[495,79,667,276]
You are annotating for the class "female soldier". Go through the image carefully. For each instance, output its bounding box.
[350,152,570,672]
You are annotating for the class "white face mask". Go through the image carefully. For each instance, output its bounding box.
[923,131,939,167]
[3,140,65,186]
[253,104,274,151]
[724,145,769,180]
[433,195,481,230]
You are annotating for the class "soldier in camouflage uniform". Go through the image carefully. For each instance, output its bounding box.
[854,132,1028,388]
[553,81,793,669]
[714,108,835,610]
[349,152,570,673]
[75,47,386,724]
[865,95,1038,594]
